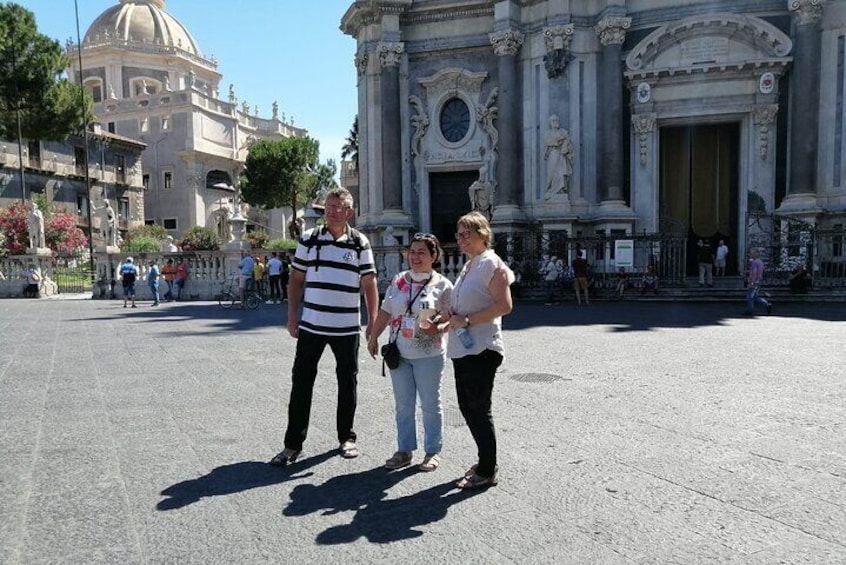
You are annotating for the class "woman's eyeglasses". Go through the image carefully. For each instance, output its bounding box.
[455,230,474,240]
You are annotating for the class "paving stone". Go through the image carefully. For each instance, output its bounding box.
[0,299,844,564]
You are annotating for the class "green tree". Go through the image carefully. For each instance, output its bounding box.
[180,226,221,251]
[341,115,359,171]
[241,136,323,238]
[314,158,339,201]
[0,4,92,141]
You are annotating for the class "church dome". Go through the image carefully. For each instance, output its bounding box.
[83,0,202,56]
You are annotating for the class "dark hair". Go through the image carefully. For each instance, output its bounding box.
[409,233,443,271]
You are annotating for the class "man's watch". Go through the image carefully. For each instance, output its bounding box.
[464,315,471,327]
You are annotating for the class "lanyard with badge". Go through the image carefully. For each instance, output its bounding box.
[400,275,431,339]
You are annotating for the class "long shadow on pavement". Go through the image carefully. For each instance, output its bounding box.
[505,300,845,332]
[73,301,289,334]
[156,450,336,510]
[284,466,480,544]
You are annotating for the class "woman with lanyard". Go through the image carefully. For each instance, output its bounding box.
[368,233,453,472]
[440,211,514,490]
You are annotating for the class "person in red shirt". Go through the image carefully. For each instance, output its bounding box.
[162,259,177,302]
[175,258,189,301]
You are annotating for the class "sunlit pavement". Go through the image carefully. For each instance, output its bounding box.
[1,298,844,564]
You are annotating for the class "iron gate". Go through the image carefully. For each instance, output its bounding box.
[745,212,846,288]
[53,251,94,294]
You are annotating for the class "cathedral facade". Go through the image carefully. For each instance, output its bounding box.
[67,0,307,240]
[342,0,846,274]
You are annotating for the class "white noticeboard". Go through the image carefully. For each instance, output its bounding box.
[615,240,634,268]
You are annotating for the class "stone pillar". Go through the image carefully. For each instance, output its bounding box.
[490,29,526,223]
[787,0,823,198]
[595,16,631,205]
[378,41,404,211]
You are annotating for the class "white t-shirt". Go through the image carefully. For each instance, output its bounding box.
[380,271,453,359]
[716,245,729,261]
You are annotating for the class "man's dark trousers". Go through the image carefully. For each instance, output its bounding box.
[284,329,359,450]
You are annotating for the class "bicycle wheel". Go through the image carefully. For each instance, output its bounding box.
[219,290,235,308]
[245,293,261,310]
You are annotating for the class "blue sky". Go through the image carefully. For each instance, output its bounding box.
[20,0,358,172]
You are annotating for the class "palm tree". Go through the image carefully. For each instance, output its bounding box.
[341,115,359,171]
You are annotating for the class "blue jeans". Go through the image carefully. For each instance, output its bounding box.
[746,284,769,313]
[389,354,444,454]
[149,282,160,304]
[164,280,174,300]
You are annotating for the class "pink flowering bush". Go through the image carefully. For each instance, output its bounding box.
[0,201,87,255]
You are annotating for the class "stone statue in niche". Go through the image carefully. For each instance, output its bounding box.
[468,163,494,220]
[544,114,574,200]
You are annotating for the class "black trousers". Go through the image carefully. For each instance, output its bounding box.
[453,349,503,478]
[284,329,359,450]
[268,275,281,300]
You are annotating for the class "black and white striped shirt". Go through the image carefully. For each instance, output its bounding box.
[292,226,376,336]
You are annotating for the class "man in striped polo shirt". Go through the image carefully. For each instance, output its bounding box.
[270,188,379,466]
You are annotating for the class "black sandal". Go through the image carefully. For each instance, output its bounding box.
[269,448,301,466]
[456,472,498,490]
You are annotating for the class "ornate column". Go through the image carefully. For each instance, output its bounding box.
[595,16,631,205]
[489,29,525,221]
[786,0,824,200]
[378,41,404,211]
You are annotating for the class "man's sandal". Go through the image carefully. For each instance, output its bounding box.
[456,472,498,490]
[340,441,359,459]
[269,448,301,467]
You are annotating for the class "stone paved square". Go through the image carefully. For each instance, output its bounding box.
[0,298,844,564]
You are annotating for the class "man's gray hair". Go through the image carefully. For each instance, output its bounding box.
[325,187,353,207]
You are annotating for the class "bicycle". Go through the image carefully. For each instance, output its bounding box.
[218,277,261,310]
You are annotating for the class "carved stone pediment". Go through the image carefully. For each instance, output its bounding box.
[626,13,793,77]
[419,68,488,99]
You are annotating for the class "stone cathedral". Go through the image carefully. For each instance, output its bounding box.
[342,0,846,274]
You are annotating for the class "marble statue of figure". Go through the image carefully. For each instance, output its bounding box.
[163,75,171,92]
[544,114,574,199]
[228,84,236,104]
[468,164,494,220]
[94,198,118,247]
[272,101,279,120]
[216,207,233,242]
[27,199,46,249]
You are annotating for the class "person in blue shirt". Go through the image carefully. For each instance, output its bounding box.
[238,251,255,309]
[118,257,139,308]
[147,259,161,306]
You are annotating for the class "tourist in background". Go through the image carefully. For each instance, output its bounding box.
[715,239,729,277]
[147,259,161,306]
[440,211,514,489]
[367,233,452,472]
[118,257,138,308]
[161,259,177,302]
[744,248,773,316]
[697,239,714,287]
[267,252,283,304]
[572,250,590,305]
[175,258,189,300]
[238,251,254,309]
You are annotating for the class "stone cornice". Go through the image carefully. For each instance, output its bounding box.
[625,59,791,81]
[489,30,525,57]
[595,16,631,46]
[340,0,413,36]
[789,0,825,26]
[401,3,493,25]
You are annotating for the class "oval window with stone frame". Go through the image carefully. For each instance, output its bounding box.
[439,98,470,143]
